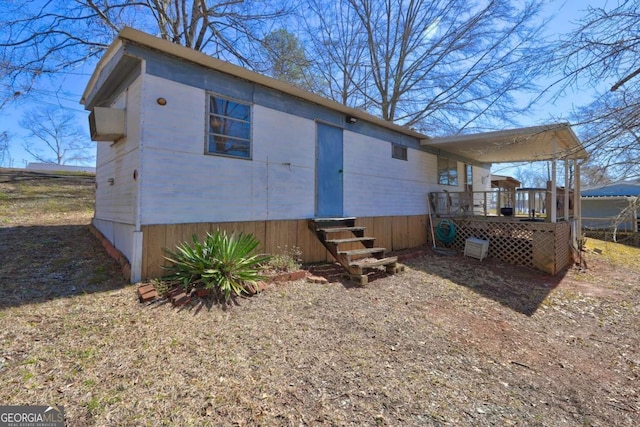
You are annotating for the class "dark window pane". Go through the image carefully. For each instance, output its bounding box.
[209,116,250,140]
[392,144,407,160]
[438,171,448,185]
[437,156,458,186]
[210,97,250,121]
[449,169,458,186]
[207,95,251,159]
[208,135,250,158]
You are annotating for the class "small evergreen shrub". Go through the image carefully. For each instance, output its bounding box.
[163,230,270,302]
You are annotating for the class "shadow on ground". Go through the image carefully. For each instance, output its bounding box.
[406,252,566,316]
[0,224,128,309]
[306,245,567,316]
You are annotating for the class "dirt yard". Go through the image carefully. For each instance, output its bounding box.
[0,169,639,426]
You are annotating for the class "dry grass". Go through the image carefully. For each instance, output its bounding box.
[0,169,94,226]
[0,168,639,426]
[583,236,640,269]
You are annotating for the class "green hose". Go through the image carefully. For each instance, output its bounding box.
[436,219,456,244]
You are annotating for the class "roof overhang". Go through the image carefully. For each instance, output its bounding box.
[422,123,588,163]
[491,175,521,187]
[81,27,428,141]
[581,196,638,201]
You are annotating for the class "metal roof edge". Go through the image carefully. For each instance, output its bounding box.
[100,27,429,141]
[423,123,571,144]
[81,39,124,105]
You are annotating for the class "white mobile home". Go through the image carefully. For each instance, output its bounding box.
[82,28,585,281]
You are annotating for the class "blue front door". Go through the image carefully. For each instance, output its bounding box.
[316,122,343,217]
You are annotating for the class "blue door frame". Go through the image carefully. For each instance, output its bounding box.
[316,122,344,217]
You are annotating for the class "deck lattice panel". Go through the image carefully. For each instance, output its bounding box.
[434,218,572,274]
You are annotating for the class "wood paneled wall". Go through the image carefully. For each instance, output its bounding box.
[141,215,428,279]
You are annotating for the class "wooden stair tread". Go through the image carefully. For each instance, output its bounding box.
[308,217,403,285]
[311,217,357,222]
[326,237,375,244]
[317,226,366,233]
[350,256,398,268]
[338,247,385,256]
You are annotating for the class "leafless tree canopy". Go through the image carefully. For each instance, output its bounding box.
[302,0,549,134]
[552,0,640,182]
[0,0,290,105]
[2,0,550,136]
[20,107,94,165]
[300,0,369,107]
[8,0,639,181]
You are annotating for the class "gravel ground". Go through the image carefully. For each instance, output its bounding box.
[0,169,639,426]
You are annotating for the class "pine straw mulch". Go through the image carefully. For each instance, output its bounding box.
[1,170,639,425]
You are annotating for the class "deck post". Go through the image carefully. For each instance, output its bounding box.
[574,160,581,235]
[564,158,570,220]
[550,137,557,223]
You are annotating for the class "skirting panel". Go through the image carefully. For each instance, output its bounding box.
[141,215,428,279]
[431,218,572,275]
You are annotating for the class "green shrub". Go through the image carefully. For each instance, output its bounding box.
[163,230,270,302]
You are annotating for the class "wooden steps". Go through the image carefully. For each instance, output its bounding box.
[338,247,386,257]
[318,226,366,234]
[326,237,375,246]
[309,217,402,285]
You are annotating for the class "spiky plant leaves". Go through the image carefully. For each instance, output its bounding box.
[163,230,270,302]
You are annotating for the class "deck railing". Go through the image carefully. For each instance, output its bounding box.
[429,187,575,221]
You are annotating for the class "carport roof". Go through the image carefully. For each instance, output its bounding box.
[421,123,588,163]
[582,181,640,197]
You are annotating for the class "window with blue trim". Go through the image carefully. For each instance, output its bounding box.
[207,94,251,158]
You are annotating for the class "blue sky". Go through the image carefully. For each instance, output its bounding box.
[0,0,604,168]
[1,58,97,168]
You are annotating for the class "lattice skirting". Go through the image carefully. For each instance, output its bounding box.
[432,218,572,275]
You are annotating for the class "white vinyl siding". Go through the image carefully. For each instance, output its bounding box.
[132,74,478,225]
[343,132,433,216]
[138,77,315,224]
[94,77,141,225]
[140,77,205,154]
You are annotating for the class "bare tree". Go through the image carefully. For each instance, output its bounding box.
[301,0,549,134]
[301,0,369,107]
[550,1,640,181]
[550,1,640,95]
[572,92,640,181]
[20,107,94,165]
[579,163,614,189]
[0,0,291,107]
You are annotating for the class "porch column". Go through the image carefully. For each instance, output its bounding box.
[633,197,638,233]
[564,158,570,220]
[575,160,582,236]
[550,137,557,223]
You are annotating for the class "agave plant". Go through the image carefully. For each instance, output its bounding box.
[163,230,270,302]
